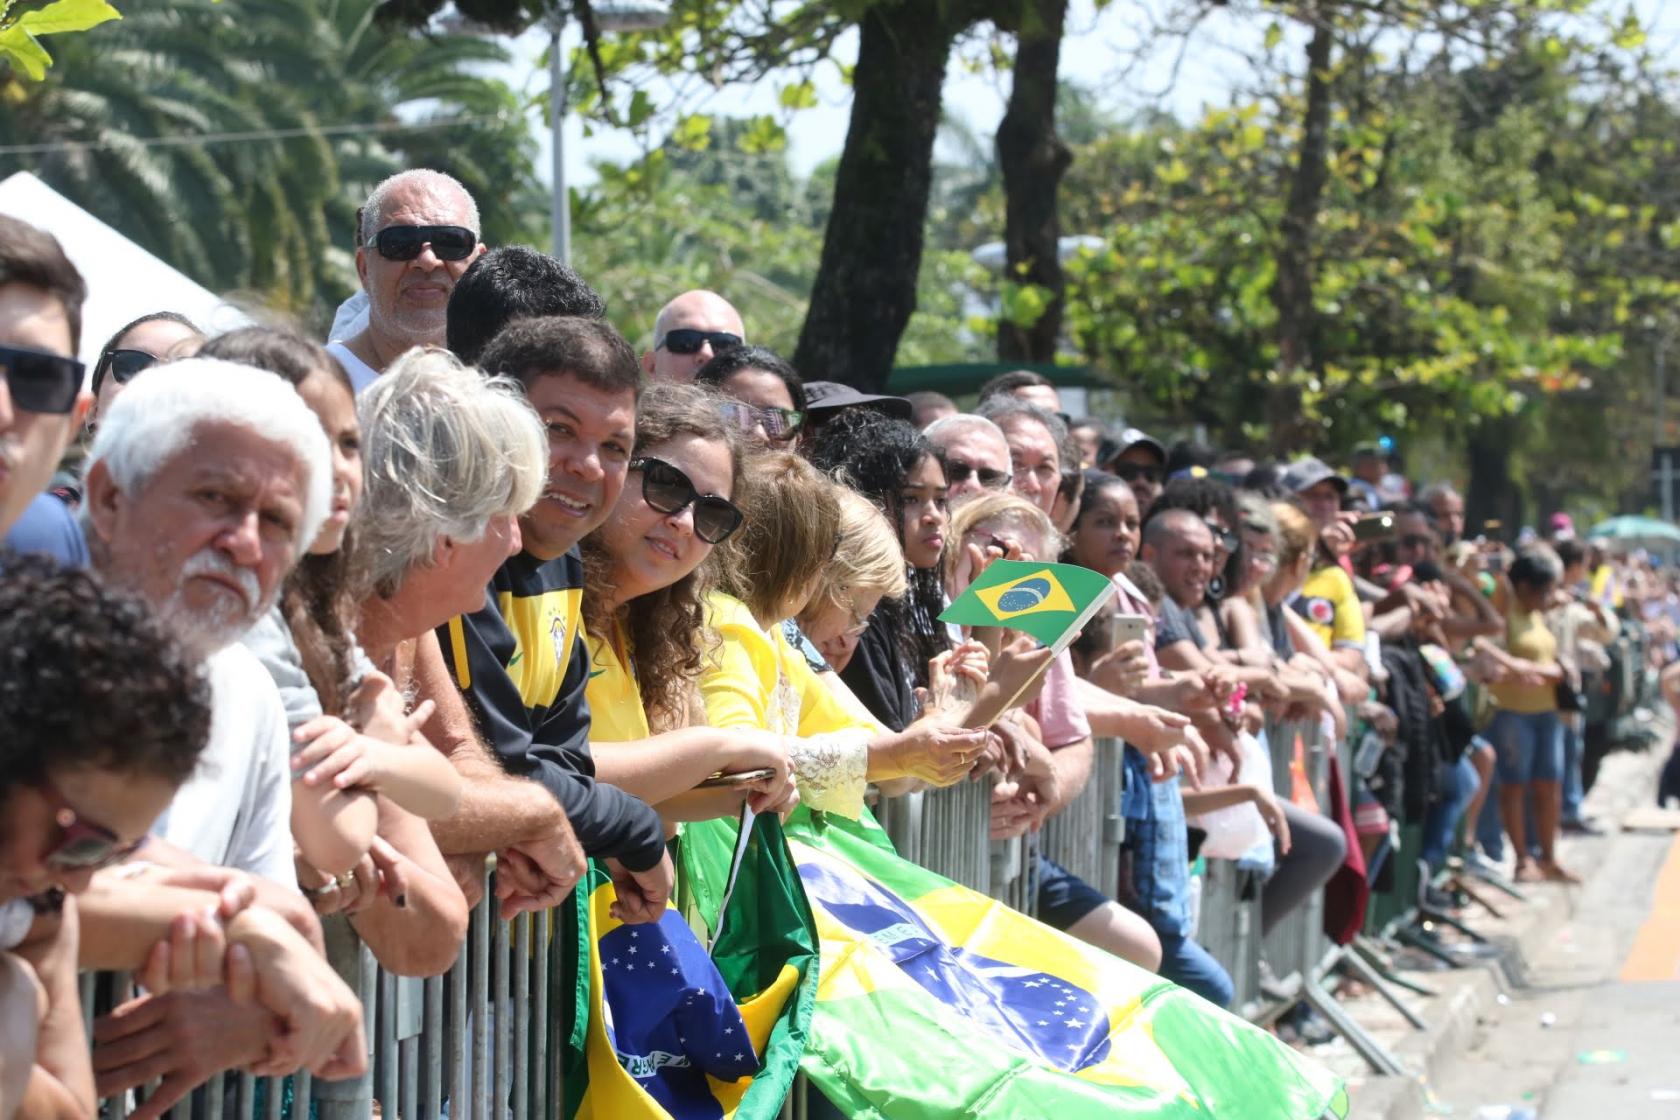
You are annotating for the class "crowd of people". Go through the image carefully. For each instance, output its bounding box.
[0,166,1664,1117]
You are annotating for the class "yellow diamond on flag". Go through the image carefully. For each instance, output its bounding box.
[974,567,1076,621]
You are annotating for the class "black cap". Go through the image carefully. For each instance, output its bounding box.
[803,381,913,422]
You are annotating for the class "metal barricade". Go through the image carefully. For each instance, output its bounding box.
[871,777,1037,914]
[1038,736,1126,901]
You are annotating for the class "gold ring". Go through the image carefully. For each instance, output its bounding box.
[336,871,356,890]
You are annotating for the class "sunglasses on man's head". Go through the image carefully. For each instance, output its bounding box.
[364,224,479,262]
[657,329,742,356]
[39,777,144,873]
[0,344,84,415]
[91,348,159,395]
[632,456,744,544]
[1113,462,1164,485]
[942,458,1012,491]
[719,400,803,443]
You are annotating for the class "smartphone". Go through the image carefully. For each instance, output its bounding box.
[1352,512,1396,542]
[698,768,776,788]
[1111,614,1151,645]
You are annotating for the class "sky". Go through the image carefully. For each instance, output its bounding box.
[508,0,1680,191]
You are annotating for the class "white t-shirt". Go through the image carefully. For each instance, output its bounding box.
[326,340,380,397]
[151,644,297,887]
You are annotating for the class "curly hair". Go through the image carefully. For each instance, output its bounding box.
[581,382,745,729]
[200,326,361,715]
[804,409,948,679]
[0,556,211,789]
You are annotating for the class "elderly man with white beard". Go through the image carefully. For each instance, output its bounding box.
[80,359,377,885]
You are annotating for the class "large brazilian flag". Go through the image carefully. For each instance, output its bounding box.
[566,810,818,1120]
[785,810,1348,1120]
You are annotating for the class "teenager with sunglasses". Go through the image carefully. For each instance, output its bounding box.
[641,289,745,384]
[329,170,485,393]
[0,216,89,548]
[694,344,807,449]
[579,384,799,829]
[85,311,202,435]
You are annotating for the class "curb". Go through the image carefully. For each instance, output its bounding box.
[1344,744,1663,1120]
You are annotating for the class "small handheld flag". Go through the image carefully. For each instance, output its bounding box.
[939,559,1116,654]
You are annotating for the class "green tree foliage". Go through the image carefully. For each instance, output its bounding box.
[1059,9,1671,490]
[0,0,541,319]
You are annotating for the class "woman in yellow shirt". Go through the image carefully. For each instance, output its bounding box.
[1481,549,1572,883]
[701,451,990,817]
[577,383,798,822]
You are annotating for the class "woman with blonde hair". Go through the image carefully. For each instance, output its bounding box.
[704,451,990,816]
[794,489,908,674]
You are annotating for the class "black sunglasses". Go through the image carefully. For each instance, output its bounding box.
[631,456,744,544]
[364,224,478,262]
[91,348,159,395]
[1113,462,1164,484]
[657,328,743,356]
[1204,520,1240,554]
[943,458,1012,491]
[0,344,83,415]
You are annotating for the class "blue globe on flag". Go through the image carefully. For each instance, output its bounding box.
[996,578,1052,613]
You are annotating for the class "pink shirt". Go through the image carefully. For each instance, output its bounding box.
[1026,650,1092,749]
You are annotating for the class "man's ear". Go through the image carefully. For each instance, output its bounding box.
[641,349,656,377]
[355,246,370,289]
[83,459,120,545]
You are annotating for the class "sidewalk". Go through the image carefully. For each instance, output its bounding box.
[1335,736,1677,1120]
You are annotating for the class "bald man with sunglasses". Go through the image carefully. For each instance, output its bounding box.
[641,290,746,384]
[329,170,487,393]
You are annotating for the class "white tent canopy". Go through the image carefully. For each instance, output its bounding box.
[0,171,251,371]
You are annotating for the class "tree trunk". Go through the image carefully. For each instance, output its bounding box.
[793,0,962,390]
[1266,12,1334,453]
[995,0,1071,363]
[1465,416,1524,540]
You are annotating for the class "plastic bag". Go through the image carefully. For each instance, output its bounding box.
[1189,729,1275,866]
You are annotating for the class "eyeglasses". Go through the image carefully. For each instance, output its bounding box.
[631,456,744,543]
[1113,462,1163,485]
[364,224,478,262]
[39,777,144,873]
[657,329,743,356]
[1205,520,1240,554]
[719,400,803,443]
[942,458,1012,491]
[0,344,84,415]
[91,348,159,395]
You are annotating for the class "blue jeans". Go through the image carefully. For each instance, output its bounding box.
[1489,709,1564,784]
[1423,754,1481,869]
[1157,932,1234,1007]
[1561,720,1585,823]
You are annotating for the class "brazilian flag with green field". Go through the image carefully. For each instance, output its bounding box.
[939,559,1117,650]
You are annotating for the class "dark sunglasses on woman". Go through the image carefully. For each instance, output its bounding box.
[632,456,744,543]
[91,347,160,395]
[656,328,742,356]
[364,223,479,263]
[719,400,803,443]
[39,777,145,872]
[1,344,84,414]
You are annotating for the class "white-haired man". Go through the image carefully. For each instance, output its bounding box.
[81,359,376,883]
[923,413,1014,503]
[641,289,745,383]
[329,170,487,392]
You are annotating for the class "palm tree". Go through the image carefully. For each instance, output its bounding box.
[0,0,542,320]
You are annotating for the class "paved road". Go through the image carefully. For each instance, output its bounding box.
[1425,783,1680,1119]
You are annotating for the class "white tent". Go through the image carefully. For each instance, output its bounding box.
[0,171,251,370]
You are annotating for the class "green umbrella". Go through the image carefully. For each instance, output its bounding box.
[1586,515,1680,544]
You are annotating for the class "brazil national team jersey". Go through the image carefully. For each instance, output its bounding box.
[439,547,664,870]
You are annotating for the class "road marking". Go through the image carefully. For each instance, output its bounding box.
[1621,830,1680,982]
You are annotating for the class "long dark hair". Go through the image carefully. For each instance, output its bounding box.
[199,326,360,715]
[805,410,949,682]
[581,383,746,730]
